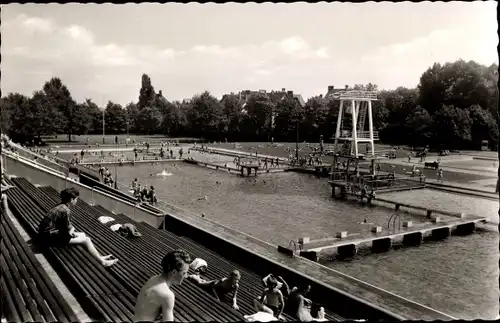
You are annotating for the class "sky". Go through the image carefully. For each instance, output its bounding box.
[1,2,498,106]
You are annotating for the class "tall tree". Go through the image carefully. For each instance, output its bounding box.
[221,94,244,137]
[9,91,60,143]
[404,106,434,146]
[432,104,472,148]
[71,102,92,136]
[125,102,139,134]
[274,96,303,140]
[244,93,274,139]
[302,96,328,141]
[467,104,499,149]
[136,107,163,134]
[83,98,103,134]
[138,74,156,110]
[0,93,30,135]
[104,101,127,134]
[187,91,224,138]
[160,100,184,136]
[418,60,498,115]
[42,77,75,141]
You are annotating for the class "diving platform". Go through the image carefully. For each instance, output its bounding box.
[328,171,426,198]
[183,158,275,177]
[297,215,487,262]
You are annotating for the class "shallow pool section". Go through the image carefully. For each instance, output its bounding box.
[380,189,499,224]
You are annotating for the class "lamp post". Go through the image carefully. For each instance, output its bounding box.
[114,146,118,189]
[295,119,299,161]
[102,108,105,145]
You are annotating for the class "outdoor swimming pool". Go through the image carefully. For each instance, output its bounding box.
[113,160,499,320]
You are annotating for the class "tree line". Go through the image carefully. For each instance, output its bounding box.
[1,59,498,150]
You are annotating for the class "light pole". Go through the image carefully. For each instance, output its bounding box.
[102,107,105,145]
[114,146,118,189]
[295,119,299,161]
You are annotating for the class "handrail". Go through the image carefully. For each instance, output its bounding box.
[336,131,379,140]
[333,90,378,100]
[288,240,298,256]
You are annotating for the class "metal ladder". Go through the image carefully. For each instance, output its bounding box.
[357,101,368,132]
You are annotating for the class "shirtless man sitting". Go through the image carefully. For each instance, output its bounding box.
[262,274,290,299]
[134,250,191,322]
[253,277,285,319]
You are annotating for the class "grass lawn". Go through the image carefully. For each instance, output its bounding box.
[206,142,404,159]
[42,134,200,146]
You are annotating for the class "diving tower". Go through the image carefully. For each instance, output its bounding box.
[332,90,378,158]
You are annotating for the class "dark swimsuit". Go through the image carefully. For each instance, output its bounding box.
[267,304,279,316]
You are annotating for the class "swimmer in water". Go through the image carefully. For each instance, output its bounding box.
[359,219,374,225]
[197,196,208,201]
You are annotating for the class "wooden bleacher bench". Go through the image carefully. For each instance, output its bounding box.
[92,208,270,319]
[90,205,342,322]
[169,228,343,322]
[0,210,78,323]
[31,182,243,322]
[5,184,136,322]
[40,185,243,322]
[14,178,344,322]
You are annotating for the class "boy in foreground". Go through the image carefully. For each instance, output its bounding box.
[134,250,191,322]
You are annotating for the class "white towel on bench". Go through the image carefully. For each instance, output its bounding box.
[110,224,122,231]
[244,312,278,322]
[98,216,115,224]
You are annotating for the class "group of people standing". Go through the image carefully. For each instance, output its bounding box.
[131,178,157,204]
[98,165,115,187]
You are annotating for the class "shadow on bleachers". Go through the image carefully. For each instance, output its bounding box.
[1,208,78,323]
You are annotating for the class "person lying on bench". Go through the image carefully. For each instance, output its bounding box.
[189,269,241,310]
[253,277,285,320]
[37,188,118,267]
[134,250,191,322]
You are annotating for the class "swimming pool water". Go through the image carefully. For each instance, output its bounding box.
[114,161,499,320]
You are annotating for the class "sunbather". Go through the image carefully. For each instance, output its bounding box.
[253,276,285,319]
[189,269,241,310]
[37,188,118,267]
[262,274,291,299]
